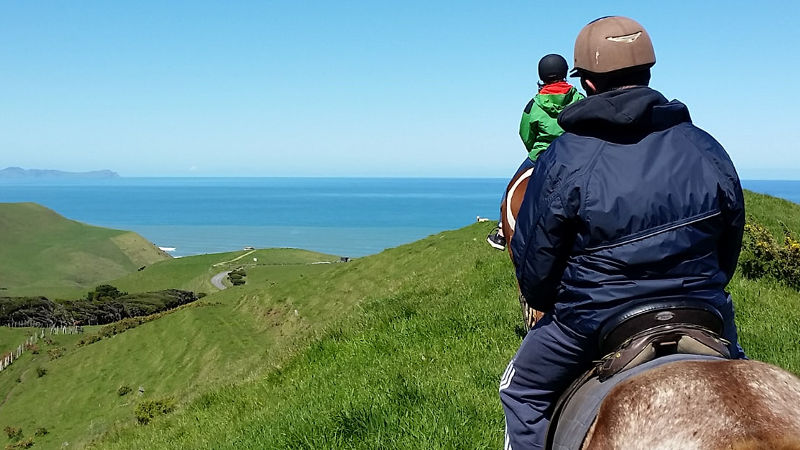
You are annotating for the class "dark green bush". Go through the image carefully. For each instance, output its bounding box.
[35,367,47,378]
[197,292,207,299]
[117,385,132,396]
[85,285,126,302]
[33,428,47,437]
[1,289,197,328]
[3,426,21,440]
[135,397,175,425]
[228,268,247,286]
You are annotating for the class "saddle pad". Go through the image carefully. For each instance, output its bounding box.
[551,354,722,450]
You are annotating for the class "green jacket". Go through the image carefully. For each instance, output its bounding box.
[519,82,584,161]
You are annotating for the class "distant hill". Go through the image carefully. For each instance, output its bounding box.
[0,166,119,179]
[0,203,169,296]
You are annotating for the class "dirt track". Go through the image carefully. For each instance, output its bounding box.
[210,271,231,290]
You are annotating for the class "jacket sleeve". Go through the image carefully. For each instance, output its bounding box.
[519,100,539,152]
[692,127,745,282]
[510,149,578,312]
[717,157,745,281]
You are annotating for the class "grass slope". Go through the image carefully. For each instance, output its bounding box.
[0,249,340,448]
[0,203,170,297]
[742,190,800,237]
[2,191,799,449]
[0,327,34,352]
[97,191,800,450]
[92,225,520,449]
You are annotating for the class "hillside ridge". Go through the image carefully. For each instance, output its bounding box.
[0,202,169,296]
[0,167,119,179]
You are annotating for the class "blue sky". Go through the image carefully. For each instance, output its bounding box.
[1,1,799,178]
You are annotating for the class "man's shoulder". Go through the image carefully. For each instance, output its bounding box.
[542,133,602,165]
[673,122,725,149]
[534,134,601,188]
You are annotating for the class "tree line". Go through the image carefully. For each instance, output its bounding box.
[0,285,198,328]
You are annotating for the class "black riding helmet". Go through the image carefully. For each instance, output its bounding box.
[538,54,568,83]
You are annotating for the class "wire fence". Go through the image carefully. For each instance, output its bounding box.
[0,325,82,373]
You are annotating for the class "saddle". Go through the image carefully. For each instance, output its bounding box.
[544,300,732,450]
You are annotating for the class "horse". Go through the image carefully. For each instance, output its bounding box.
[499,164,800,449]
[576,358,800,449]
[500,164,543,330]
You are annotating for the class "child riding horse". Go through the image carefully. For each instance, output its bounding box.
[486,54,583,252]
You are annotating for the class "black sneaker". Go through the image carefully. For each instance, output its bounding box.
[486,230,506,250]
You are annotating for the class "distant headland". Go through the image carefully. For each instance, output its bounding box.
[0,166,120,179]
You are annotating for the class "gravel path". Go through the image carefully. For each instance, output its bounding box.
[211,271,231,290]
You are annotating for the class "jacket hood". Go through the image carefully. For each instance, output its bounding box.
[535,86,580,117]
[557,87,691,144]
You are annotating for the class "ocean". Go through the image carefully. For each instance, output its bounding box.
[0,178,506,257]
[0,178,796,257]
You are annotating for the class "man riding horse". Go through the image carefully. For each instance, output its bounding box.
[499,16,747,449]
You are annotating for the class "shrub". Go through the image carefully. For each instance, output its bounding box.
[23,343,39,355]
[228,268,247,286]
[197,292,207,299]
[85,284,127,302]
[36,367,47,378]
[2,290,197,329]
[117,385,132,396]
[33,428,47,437]
[135,397,175,425]
[740,221,800,289]
[47,347,65,361]
[5,437,34,449]
[3,426,21,440]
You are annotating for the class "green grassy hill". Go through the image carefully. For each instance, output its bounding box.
[110,247,339,295]
[1,192,799,449]
[0,246,341,448]
[0,203,170,297]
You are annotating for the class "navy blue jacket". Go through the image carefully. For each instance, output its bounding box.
[510,87,745,336]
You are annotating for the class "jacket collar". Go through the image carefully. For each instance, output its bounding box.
[557,86,691,144]
[539,81,574,95]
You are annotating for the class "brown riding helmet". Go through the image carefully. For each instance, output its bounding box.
[570,16,655,77]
